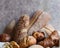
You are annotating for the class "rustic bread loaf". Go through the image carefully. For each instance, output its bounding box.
[28,10,51,35]
[13,15,30,43]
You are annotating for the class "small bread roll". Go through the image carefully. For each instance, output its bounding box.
[19,36,36,48]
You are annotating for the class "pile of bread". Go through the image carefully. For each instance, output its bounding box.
[0,10,60,48]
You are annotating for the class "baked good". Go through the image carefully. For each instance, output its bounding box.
[28,10,51,35]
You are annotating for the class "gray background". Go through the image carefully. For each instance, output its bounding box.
[0,0,60,34]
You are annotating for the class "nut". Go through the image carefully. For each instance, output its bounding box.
[32,31,45,42]
[0,33,11,42]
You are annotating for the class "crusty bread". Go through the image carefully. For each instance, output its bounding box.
[13,15,30,43]
[28,10,51,35]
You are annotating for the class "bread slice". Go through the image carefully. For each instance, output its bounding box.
[28,10,51,35]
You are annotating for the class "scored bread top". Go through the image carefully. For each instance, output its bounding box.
[28,10,51,35]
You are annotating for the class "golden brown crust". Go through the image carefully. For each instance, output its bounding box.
[13,15,30,43]
[43,24,59,46]
[32,31,45,42]
[49,31,59,46]
[10,41,20,48]
[38,38,54,48]
[19,36,36,48]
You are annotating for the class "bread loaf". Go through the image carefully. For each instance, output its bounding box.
[28,10,51,35]
[13,15,30,43]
